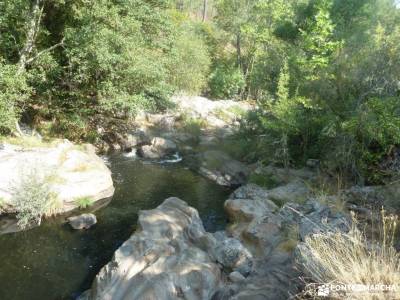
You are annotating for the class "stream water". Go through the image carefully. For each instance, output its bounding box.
[0,153,231,300]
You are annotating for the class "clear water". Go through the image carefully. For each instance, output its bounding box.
[0,154,230,300]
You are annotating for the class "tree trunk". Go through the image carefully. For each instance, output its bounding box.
[202,0,207,22]
[236,31,242,70]
[18,0,43,73]
[176,0,184,11]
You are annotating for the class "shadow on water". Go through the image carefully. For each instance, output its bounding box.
[0,153,231,300]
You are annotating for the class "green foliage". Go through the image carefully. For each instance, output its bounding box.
[50,113,98,143]
[0,61,30,133]
[1,0,400,185]
[11,168,61,229]
[179,113,208,138]
[209,64,245,99]
[0,197,5,213]
[75,196,94,209]
[248,173,279,189]
[298,0,341,78]
[168,22,211,94]
[323,97,400,182]
[0,0,211,141]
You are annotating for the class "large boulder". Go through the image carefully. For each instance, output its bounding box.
[171,96,252,128]
[0,140,114,215]
[80,198,224,300]
[138,137,177,159]
[221,182,353,299]
[82,197,303,300]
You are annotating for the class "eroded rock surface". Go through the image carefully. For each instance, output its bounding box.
[80,198,224,300]
[82,175,352,300]
[0,140,114,215]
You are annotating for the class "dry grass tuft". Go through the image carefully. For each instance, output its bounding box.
[297,211,400,299]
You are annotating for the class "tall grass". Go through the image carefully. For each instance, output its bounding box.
[298,211,400,299]
[11,167,63,229]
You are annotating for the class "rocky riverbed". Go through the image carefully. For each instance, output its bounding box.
[79,179,352,300]
[77,95,400,300]
[1,96,399,299]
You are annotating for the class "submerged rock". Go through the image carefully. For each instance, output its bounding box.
[68,213,97,230]
[138,137,177,159]
[191,150,250,187]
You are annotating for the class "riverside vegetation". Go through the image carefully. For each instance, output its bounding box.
[1,0,400,299]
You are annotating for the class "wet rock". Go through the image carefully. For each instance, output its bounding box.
[68,213,97,230]
[138,137,177,159]
[193,150,250,187]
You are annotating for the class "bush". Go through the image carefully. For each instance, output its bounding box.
[322,97,400,183]
[0,61,30,133]
[209,64,245,99]
[11,168,61,229]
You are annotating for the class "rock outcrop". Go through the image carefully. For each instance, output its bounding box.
[0,140,114,215]
[81,169,352,300]
[99,96,253,154]
[80,197,224,300]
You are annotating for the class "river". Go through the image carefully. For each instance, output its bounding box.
[0,153,230,300]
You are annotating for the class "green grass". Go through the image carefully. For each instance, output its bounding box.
[178,113,208,138]
[248,173,279,189]
[278,224,300,252]
[227,105,247,117]
[0,197,5,212]
[75,196,95,209]
[11,168,63,228]
[214,108,233,123]
[0,136,59,148]
[214,105,247,123]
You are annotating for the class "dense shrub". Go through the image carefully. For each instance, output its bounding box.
[168,23,211,94]
[209,64,245,99]
[0,61,30,133]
